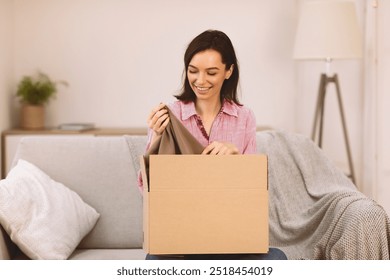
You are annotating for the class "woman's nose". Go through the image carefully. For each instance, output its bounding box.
[196,72,206,85]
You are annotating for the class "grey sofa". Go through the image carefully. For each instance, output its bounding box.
[1,131,389,260]
[0,135,148,260]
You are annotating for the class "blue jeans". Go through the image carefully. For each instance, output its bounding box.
[146,248,287,260]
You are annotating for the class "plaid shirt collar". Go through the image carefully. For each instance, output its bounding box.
[180,100,238,121]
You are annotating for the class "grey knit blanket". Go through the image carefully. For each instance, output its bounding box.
[258,130,390,260]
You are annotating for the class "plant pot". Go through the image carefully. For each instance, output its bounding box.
[20,104,45,129]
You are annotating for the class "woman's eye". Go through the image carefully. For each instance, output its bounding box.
[188,70,197,74]
[208,72,217,76]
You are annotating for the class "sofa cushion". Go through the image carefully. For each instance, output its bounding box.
[0,159,100,259]
[11,136,145,249]
[69,248,146,260]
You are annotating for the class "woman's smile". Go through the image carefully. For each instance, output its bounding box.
[194,85,212,94]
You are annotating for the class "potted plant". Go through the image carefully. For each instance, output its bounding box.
[16,71,68,129]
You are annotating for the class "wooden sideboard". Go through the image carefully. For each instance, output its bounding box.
[1,127,147,179]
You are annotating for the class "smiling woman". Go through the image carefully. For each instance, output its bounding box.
[142,30,288,260]
[147,30,252,155]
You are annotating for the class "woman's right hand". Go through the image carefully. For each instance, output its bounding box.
[147,103,170,136]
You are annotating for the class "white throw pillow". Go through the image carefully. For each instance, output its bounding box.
[0,159,100,259]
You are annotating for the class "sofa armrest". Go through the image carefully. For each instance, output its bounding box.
[0,226,11,259]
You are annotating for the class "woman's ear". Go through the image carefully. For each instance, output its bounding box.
[225,64,234,80]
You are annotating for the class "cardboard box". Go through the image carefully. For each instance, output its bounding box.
[141,154,268,255]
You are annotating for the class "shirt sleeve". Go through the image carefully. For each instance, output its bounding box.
[242,108,257,154]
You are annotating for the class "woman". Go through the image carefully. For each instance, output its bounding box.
[145,30,287,260]
[147,30,255,156]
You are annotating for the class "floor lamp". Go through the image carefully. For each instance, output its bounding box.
[293,1,362,184]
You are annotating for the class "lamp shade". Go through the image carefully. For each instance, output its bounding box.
[293,0,362,60]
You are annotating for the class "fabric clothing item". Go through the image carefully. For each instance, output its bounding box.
[145,106,204,155]
[145,248,287,260]
[140,106,205,190]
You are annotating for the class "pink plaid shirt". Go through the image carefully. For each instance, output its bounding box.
[166,100,257,154]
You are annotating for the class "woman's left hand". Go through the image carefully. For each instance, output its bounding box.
[202,141,239,155]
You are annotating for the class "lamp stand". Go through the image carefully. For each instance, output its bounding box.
[311,73,356,184]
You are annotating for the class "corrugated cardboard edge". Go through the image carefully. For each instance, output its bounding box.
[266,155,269,190]
[140,156,149,253]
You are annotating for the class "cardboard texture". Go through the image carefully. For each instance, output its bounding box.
[141,154,268,255]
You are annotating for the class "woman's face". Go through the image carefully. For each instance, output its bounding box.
[187,49,233,103]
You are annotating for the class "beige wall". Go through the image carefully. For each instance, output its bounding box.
[11,0,297,131]
[0,0,14,175]
[375,0,390,214]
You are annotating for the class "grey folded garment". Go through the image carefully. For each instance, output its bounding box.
[143,106,205,184]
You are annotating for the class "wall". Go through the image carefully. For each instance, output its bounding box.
[375,0,390,214]
[11,0,297,131]
[360,0,390,215]
[362,0,378,200]
[0,0,14,175]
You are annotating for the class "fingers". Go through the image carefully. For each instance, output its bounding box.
[158,116,170,133]
[152,114,170,135]
[202,144,213,155]
[202,142,221,154]
[202,142,239,155]
[202,142,221,155]
[147,103,170,135]
[148,103,166,120]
